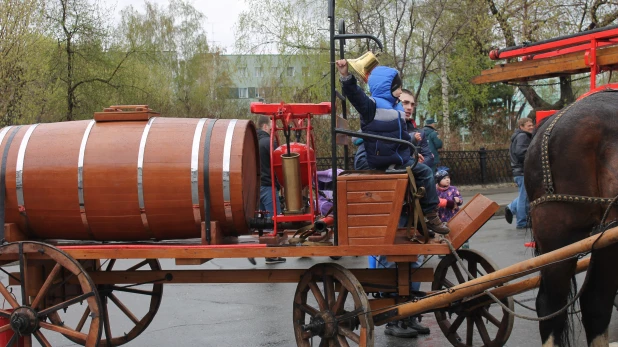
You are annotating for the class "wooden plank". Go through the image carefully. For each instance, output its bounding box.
[383,178,409,244]
[3,242,453,260]
[347,203,394,215]
[348,215,391,227]
[77,268,434,285]
[397,262,410,296]
[347,180,398,192]
[348,237,386,246]
[347,191,395,203]
[339,173,408,181]
[472,45,618,84]
[385,255,418,262]
[337,180,349,245]
[369,298,398,312]
[175,259,211,265]
[348,226,387,238]
[447,194,499,249]
[4,223,26,242]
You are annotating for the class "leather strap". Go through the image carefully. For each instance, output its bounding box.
[406,167,428,244]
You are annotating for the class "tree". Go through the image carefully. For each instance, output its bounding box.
[0,0,43,126]
[116,0,240,118]
[44,0,134,121]
[483,0,618,114]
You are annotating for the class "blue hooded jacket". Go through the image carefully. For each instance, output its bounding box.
[342,66,411,169]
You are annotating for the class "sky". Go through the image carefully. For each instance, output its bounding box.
[107,0,248,53]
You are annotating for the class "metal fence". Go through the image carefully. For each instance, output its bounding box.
[316,148,512,185]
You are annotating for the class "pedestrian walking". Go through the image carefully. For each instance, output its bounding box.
[505,117,534,229]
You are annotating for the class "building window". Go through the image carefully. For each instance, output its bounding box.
[239,88,249,98]
[287,67,295,77]
[239,67,248,77]
[254,67,264,77]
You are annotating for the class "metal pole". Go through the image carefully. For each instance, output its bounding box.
[329,0,338,246]
[338,19,349,171]
[479,147,487,184]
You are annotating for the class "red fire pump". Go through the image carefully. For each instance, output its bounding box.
[250,102,331,235]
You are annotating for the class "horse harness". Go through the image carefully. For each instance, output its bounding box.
[530,88,618,209]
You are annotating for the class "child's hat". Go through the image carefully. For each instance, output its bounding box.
[435,167,450,183]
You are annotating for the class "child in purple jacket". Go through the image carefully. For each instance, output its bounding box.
[436,169,462,221]
[435,168,468,248]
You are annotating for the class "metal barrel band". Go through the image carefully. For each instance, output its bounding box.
[222,119,237,224]
[77,120,96,239]
[137,117,157,238]
[202,119,217,244]
[191,118,208,234]
[0,126,20,243]
[16,124,39,237]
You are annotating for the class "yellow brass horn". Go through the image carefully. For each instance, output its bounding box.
[347,51,379,82]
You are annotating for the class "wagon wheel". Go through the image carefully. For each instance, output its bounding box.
[56,259,164,346]
[0,241,102,347]
[293,263,374,346]
[432,249,514,347]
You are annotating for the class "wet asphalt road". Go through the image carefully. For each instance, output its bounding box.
[19,218,618,346]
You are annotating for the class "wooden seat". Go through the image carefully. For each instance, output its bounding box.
[336,172,409,245]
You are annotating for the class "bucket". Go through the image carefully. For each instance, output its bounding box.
[0,312,24,346]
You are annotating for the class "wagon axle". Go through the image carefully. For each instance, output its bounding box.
[10,306,39,335]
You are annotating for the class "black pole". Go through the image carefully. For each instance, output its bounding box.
[338,19,348,170]
[479,147,487,184]
[329,0,338,246]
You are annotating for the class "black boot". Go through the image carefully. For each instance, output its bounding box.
[404,316,430,334]
[425,209,450,235]
[384,320,418,338]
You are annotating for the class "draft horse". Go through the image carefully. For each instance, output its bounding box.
[526,89,618,347]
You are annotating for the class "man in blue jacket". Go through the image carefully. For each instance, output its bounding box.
[336,59,449,236]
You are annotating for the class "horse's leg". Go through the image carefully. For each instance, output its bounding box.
[536,259,578,347]
[580,244,618,347]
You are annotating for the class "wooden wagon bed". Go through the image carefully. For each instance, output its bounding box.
[0,193,498,264]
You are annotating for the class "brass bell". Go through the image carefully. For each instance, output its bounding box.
[347,51,379,82]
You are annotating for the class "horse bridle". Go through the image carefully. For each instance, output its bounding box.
[530,88,618,209]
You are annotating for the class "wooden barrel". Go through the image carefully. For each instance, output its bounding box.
[0,114,259,241]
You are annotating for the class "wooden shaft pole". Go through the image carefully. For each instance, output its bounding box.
[375,227,618,324]
[460,257,590,312]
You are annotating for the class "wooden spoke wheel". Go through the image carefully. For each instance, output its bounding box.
[432,249,514,347]
[58,259,164,347]
[293,263,373,347]
[0,241,102,347]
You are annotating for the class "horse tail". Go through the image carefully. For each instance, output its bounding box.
[559,276,578,347]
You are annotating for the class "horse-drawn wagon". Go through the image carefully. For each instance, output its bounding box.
[1,2,618,347]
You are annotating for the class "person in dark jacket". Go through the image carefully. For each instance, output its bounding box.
[336,60,449,236]
[423,119,443,172]
[400,89,434,169]
[505,117,534,229]
[256,115,286,264]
